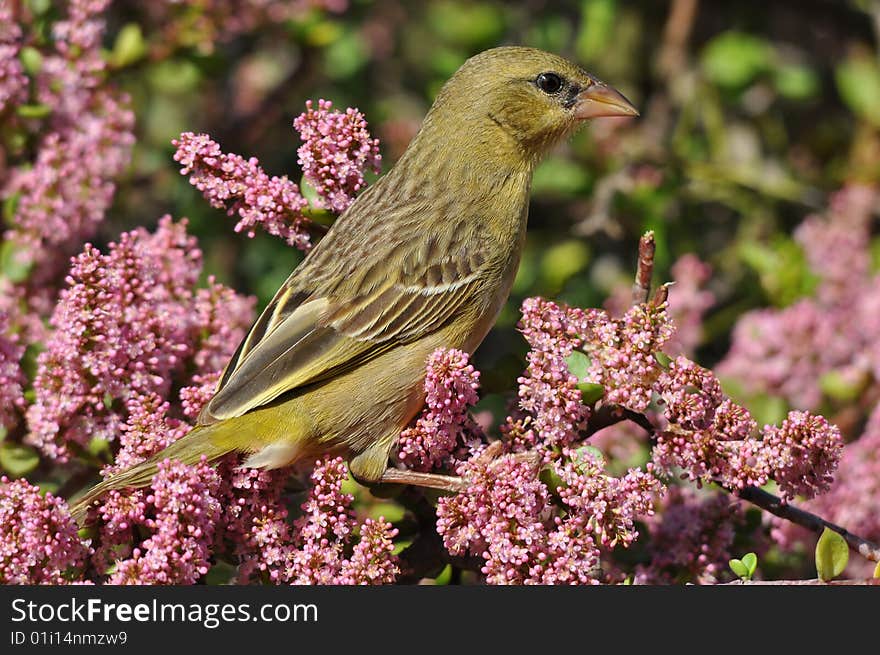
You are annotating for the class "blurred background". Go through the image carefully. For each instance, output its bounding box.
[96,0,879,400]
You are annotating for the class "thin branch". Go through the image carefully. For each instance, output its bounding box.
[377,468,466,493]
[584,407,880,565]
[657,0,699,80]
[632,231,656,305]
[733,484,880,563]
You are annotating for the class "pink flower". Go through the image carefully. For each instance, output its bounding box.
[4,0,134,287]
[26,217,253,462]
[437,449,659,585]
[635,487,744,585]
[666,255,715,355]
[397,348,482,471]
[584,302,674,413]
[109,458,221,585]
[656,356,723,431]
[507,298,596,453]
[215,457,399,585]
[0,311,25,429]
[0,3,27,112]
[173,132,312,250]
[782,403,880,575]
[294,99,381,213]
[761,411,842,501]
[0,477,90,584]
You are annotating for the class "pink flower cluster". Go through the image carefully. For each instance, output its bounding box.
[89,394,192,575]
[216,457,399,585]
[437,451,660,585]
[0,477,91,584]
[3,0,135,288]
[761,412,842,501]
[634,487,745,585]
[0,2,26,112]
[666,254,715,355]
[26,216,254,462]
[604,254,716,357]
[173,99,381,251]
[173,132,312,250]
[430,287,845,583]
[293,99,382,213]
[109,458,221,585]
[397,348,482,471]
[0,311,25,429]
[507,297,594,453]
[790,404,880,558]
[584,302,675,412]
[719,185,879,409]
[653,356,842,499]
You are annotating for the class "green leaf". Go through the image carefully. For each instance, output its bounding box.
[0,442,41,477]
[205,561,237,585]
[815,527,849,581]
[565,351,604,403]
[773,64,819,100]
[77,525,97,541]
[575,445,605,466]
[540,239,591,290]
[110,23,147,69]
[434,564,453,586]
[299,176,325,210]
[565,350,591,380]
[741,552,758,577]
[836,55,880,127]
[19,46,43,76]
[3,191,20,226]
[701,31,774,89]
[654,352,672,368]
[820,370,866,403]
[368,501,405,523]
[575,0,617,63]
[87,437,110,458]
[532,157,589,196]
[729,558,750,580]
[738,237,817,307]
[1,239,33,282]
[323,29,369,79]
[16,104,52,119]
[578,382,606,405]
[428,1,505,48]
[27,0,51,15]
[148,59,201,94]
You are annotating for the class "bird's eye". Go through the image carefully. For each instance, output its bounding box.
[535,72,564,94]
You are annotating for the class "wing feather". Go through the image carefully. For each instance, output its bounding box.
[199,187,492,425]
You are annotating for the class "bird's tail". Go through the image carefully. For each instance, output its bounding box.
[68,423,233,525]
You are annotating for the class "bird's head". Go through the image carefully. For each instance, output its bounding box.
[423,46,638,164]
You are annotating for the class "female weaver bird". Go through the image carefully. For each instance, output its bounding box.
[70,46,637,523]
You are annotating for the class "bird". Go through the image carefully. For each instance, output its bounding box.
[69,46,638,523]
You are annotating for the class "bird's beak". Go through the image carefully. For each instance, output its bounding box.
[573,82,639,120]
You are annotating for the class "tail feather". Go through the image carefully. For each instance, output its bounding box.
[68,424,233,525]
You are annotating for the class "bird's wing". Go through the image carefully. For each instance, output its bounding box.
[198,213,489,424]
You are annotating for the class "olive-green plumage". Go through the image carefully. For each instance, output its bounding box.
[69,47,637,524]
